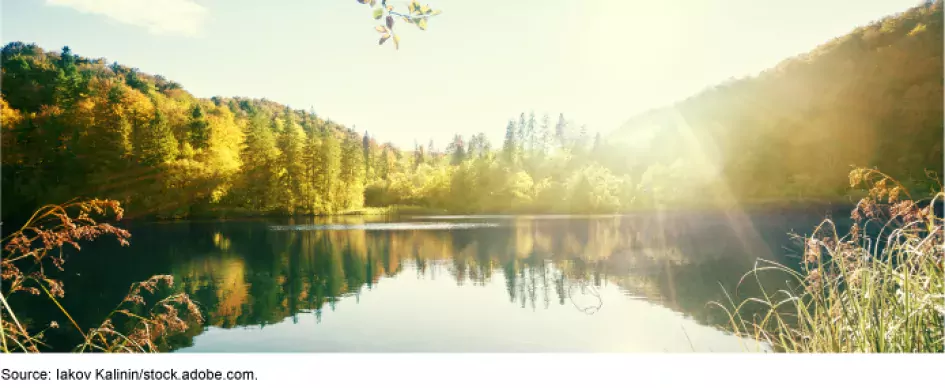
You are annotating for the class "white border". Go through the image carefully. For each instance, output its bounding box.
[1,353,943,387]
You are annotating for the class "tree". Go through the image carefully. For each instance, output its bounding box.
[53,46,83,108]
[137,109,178,166]
[554,113,566,147]
[448,134,466,166]
[538,113,551,155]
[190,104,210,150]
[238,112,280,211]
[526,111,537,153]
[376,146,395,180]
[517,112,527,153]
[86,86,134,173]
[319,131,342,210]
[278,111,307,212]
[414,143,426,169]
[301,129,325,211]
[503,120,517,164]
[58,46,75,71]
[338,134,366,209]
[467,132,491,159]
[362,131,371,165]
[577,124,589,153]
[125,69,152,94]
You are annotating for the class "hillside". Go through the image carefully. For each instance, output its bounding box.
[1,43,381,223]
[607,1,943,204]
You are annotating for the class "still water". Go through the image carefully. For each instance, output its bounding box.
[23,209,847,352]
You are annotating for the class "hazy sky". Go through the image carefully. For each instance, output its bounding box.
[1,0,921,148]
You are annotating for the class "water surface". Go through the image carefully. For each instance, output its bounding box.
[21,210,847,352]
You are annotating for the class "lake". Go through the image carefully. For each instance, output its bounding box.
[17,208,850,352]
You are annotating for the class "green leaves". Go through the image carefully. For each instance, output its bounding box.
[408,1,439,17]
[357,0,442,50]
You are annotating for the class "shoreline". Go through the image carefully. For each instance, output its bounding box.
[109,200,858,226]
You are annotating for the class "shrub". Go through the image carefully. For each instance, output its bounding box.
[1,199,202,353]
[714,168,944,352]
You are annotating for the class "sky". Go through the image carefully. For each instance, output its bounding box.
[1,0,923,149]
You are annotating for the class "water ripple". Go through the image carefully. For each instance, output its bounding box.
[268,222,501,231]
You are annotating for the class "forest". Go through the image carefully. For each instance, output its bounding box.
[1,1,942,225]
[610,1,943,206]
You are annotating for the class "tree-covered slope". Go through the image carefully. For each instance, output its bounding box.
[1,43,375,223]
[608,1,943,204]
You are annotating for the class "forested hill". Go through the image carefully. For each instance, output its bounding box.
[1,1,942,225]
[1,43,376,223]
[607,1,943,204]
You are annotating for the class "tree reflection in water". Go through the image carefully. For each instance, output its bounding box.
[32,212,832,351]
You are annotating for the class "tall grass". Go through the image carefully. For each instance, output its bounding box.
[714,168,944,352]
[0,199,202,353]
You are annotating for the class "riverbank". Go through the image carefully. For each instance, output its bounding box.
[88,198,867,224]
[716,169,944,352]
[0,192,915,233]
